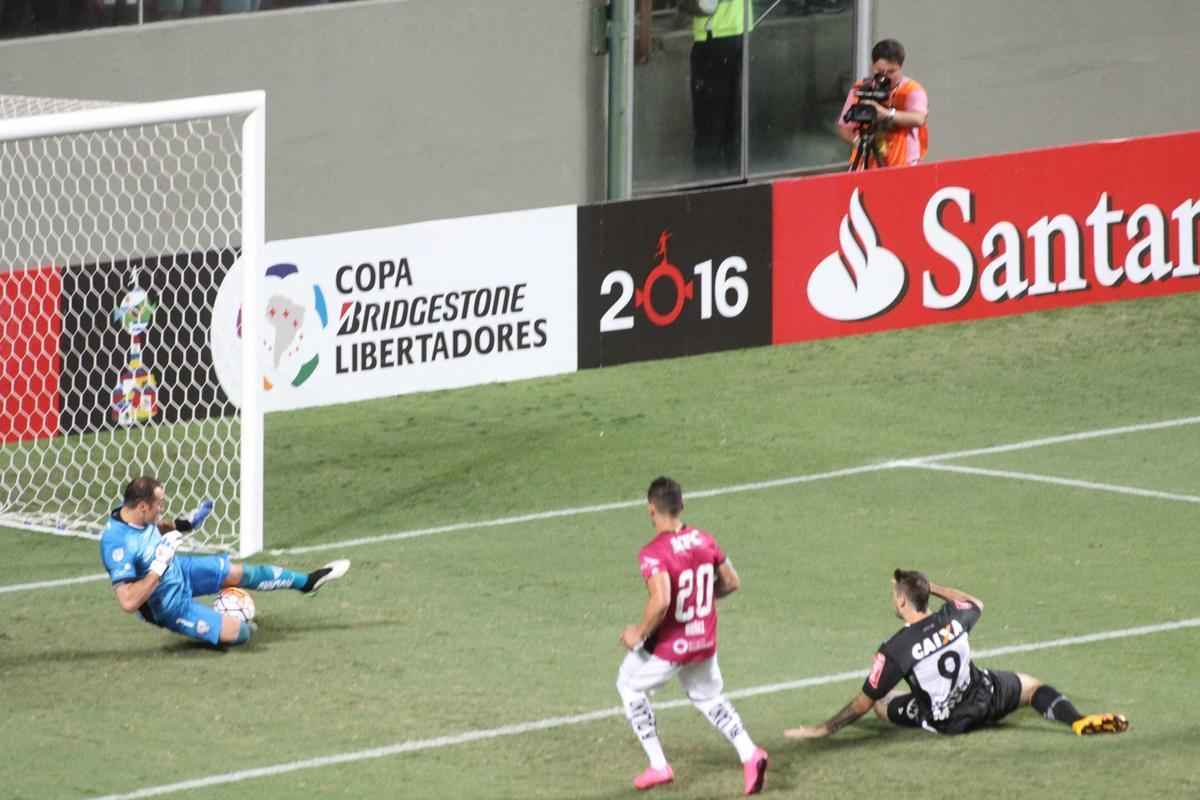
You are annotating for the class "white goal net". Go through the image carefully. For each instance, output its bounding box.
[0,92,264,556]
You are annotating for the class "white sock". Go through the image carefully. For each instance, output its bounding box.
[621,689,668,769]
[695,696,757,762]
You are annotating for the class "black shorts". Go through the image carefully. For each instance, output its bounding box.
[981,669,1024,724]
[886,669,1024,734]
[885,693,924,728]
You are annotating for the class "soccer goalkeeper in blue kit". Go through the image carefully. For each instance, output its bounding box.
[100,476,350,646]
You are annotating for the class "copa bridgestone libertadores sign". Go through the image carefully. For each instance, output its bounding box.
[209,206,578,412]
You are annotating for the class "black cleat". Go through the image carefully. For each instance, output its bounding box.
[301,559,350,594]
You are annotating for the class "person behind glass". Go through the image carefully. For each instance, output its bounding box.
[837,38,929,169]
[690,0,747,175]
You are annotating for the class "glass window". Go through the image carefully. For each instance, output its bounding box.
[632,1,742,193]
[748,0,855,177]
[623,0,862,197]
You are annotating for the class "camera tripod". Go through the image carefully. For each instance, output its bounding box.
[848,122,886,171]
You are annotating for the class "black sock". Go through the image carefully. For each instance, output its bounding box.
[1032,685,1083,724]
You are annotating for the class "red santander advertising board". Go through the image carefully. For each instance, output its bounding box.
[773,131,1200,344]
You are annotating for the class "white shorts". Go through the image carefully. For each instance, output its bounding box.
[616,649,725,703]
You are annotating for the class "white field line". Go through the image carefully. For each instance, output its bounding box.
[910,415,1200,464]
[902,462,1200,504]
[4,415,1198,595]
[0,572,109,594]
[86,617,1200,800]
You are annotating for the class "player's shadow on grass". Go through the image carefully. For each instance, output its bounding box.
[240,616,405,647]
[1,617,404,667]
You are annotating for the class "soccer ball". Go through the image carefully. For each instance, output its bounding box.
[212,587,256,623]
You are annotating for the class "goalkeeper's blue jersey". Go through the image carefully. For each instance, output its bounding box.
[99,509,189,619]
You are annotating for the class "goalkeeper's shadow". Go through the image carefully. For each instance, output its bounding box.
[237,615,405,647]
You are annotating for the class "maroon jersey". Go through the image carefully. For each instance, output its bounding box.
[637,525,727,664]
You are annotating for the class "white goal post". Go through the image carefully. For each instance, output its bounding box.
[0,92,265,557]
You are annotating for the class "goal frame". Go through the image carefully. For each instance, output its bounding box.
[0,91,265,557]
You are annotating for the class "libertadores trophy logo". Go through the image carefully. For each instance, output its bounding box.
[806,188,908,321]
[110,286,162,426]
[637,230,693,327]
[209,258,329,409]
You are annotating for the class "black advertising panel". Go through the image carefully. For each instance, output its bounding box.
[58,249,237,435]
[577,184,772,368]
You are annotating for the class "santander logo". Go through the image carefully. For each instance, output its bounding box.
[806,189,907,321]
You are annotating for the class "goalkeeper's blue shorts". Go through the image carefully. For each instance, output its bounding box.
[178,553,232,597]
[144,554,232,645]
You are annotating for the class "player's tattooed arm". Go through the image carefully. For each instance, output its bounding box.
[824,693,875,734]
[785,692,874,738]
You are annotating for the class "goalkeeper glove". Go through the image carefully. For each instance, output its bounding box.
[149,531,183,577]
[173,499,214,533]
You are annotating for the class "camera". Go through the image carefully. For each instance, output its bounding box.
[842,73,893,125]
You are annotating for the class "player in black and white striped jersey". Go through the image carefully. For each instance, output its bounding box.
[784,569,1129,739]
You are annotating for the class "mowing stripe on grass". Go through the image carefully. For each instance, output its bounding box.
[903,462,1200,504]
[272,462,903,556]
[4,414,1198,594]
[271,413,1200,556]
[86,616,1200,800]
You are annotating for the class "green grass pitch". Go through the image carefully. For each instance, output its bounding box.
[2,292,1198,799]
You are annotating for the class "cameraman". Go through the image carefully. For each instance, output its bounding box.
[836,39,928,169]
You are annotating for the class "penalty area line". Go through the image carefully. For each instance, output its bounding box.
[87,616,1200,800]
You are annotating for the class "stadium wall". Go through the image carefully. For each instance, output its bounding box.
[874,0,1200,162]
[0,0,1196,235]
[0,0,607,239]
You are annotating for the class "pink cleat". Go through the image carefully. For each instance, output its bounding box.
[633,764,674,791]
[742,747,768,795]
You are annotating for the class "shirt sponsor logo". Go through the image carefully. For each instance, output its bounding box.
[111,548,124,562]
[953,600,973,610]
[196,619,210,636]
[911,619,966,660]
[672,637,715,656]
[640,556,660,576]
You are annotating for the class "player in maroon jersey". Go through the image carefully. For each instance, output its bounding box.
[616,476,769,795]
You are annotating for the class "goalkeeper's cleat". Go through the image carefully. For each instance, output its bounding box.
[1072,713,1129,736]
[302,559,350,595]
[742,747,768,796]
[633,764,673,791]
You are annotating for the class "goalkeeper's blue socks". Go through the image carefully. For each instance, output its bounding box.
[233,620,253,645]
[238,563,309,591]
